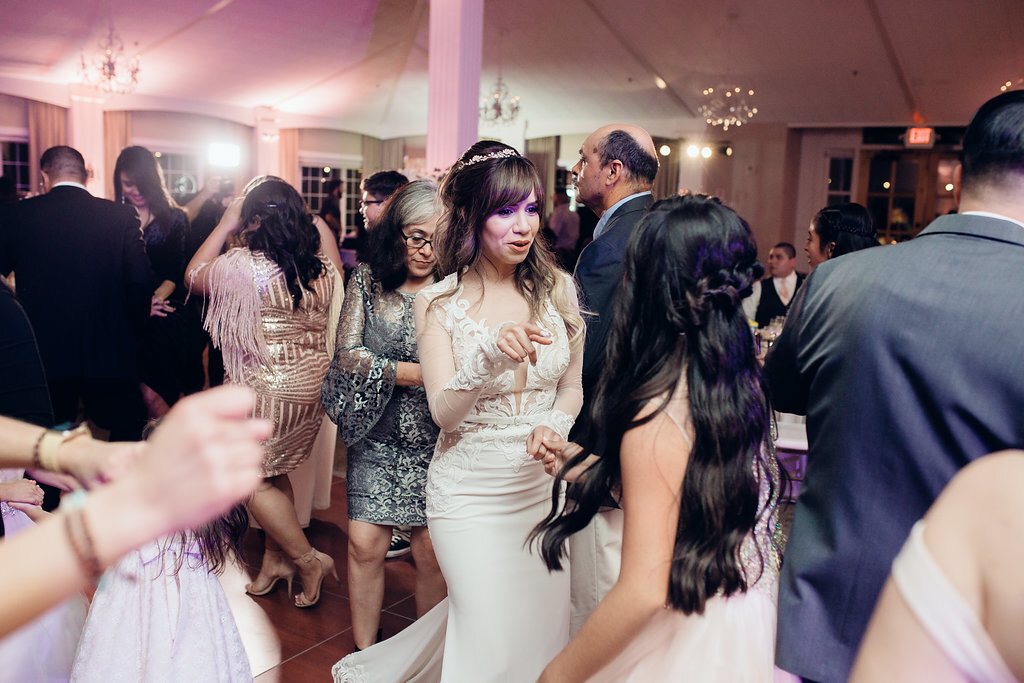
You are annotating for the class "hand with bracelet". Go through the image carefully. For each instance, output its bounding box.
[0,385,270,637]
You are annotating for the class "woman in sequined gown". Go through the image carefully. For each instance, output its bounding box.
[114,146,205,413]
[534,194,782,682]
[187,177,344,608]
[322,180,447,650]
[333,142,584,682]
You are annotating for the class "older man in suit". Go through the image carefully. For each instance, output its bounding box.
[567,123,658,634]
[0,145,154,440]
[766,90,1024,682]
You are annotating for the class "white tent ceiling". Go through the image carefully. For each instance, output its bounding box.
[1,0,1022,138]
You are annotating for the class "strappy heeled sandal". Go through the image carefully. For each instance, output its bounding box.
[245,549,296,596]
[294,548,338,608]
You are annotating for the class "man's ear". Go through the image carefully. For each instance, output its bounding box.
[605,159,623,186]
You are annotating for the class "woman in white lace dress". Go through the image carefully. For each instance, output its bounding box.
[533,194,782,681]
[333,142,583,682]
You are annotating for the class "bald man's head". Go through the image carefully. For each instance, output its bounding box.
[572,124,658,214]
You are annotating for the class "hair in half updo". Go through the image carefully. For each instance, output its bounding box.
[532,193,779,615]
[239,178,325,308]
[432,140,583,343]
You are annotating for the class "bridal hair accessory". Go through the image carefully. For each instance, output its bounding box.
[460,148,519,168]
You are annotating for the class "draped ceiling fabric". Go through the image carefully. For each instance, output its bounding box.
[103,111,132,200]
[28,100,68,191]
[278,128,299,191]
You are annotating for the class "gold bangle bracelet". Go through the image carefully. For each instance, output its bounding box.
[36,424,91,473]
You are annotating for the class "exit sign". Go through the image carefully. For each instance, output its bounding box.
[905,127,935,148]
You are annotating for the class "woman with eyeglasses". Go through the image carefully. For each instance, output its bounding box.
[321,180,446,651]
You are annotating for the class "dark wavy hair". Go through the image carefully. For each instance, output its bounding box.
[432,140,583,342]
[811,202,878,260]
[532,193,778,615]
[365,180,438,290]
[113,146,177,221]
[239,178,325,308]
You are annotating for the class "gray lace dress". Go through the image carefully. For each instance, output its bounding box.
[321,263,439,526]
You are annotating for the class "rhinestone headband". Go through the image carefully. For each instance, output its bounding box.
[460,148,519,168]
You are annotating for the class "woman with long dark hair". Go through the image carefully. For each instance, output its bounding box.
[805,201,878,269]
[334,142,584,681]
[321,180,446,651]
[186,177,344,609]
[533,194,782,681]
[114,146,204,414]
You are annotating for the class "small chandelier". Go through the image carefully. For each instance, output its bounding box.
[698,85,758,131]
[79,20,140,95]
[480,75,521,124]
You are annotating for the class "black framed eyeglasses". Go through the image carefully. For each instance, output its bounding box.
[403,234,433,250]
[360,199,384,208]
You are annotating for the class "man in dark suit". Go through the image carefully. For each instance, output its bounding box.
[765,90,1024,682]
[754,241,805,328]
[567,123,658,634]
[0,145,154,441]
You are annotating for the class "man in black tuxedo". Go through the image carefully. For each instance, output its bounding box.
[754,242,805,328]
[0,146,154,441]
[765,90,1024,682]
[567,123,658,634]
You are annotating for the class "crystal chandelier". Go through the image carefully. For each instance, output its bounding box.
[79,20,140,95]
[480,75,521,124]
[698,85,758,131]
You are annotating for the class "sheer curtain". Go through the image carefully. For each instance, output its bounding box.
[381,138,405,172]
[28,100,68,192]
[103,111,132,200]
[277,129,299,190]
[362,135,383,176]
[525,136,557,214]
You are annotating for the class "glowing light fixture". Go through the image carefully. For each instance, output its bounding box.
[78,1,140,95]
[208,143,241,168]
[698,85,758,130]
[659,144,671,156]
[654,76,667,90]
[701,146,713,159]
[686,145,700,158]
[480,29,520,125]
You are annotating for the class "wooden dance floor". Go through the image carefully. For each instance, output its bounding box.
[219,476,418,681]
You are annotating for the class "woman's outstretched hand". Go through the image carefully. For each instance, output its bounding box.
[496,322,552,365]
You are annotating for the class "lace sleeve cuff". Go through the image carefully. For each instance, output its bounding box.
[443,327,519,391]
[539,409,575,440]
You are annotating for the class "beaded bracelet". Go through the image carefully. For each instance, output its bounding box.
[63,490,103,583]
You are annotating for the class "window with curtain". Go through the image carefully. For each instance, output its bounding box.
[1,140,31,197]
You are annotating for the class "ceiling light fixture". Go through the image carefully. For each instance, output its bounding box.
[78,2,140,95]
[480,29,520,125]
[698,85,758,131]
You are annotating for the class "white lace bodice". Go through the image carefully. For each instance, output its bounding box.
[414,272,582,436]
[414,272,583,514]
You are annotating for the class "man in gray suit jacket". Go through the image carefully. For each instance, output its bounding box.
[765,90,1024,682]
[567,123,658,634]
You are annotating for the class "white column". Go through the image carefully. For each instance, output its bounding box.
[68,93,106,197]
[426,0,483,174]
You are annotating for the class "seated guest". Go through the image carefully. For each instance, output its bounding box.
[753,242,803,328]
[851,451,1024,682]
[805,202,878,269]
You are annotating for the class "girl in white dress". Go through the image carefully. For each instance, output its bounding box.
[334,141,583,682]
[533,194,782,682]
